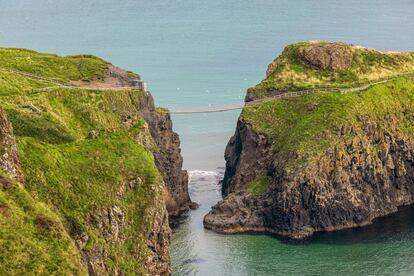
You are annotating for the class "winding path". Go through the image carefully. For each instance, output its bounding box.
[0,67,69,85]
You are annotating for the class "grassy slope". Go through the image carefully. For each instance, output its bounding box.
[0,48,163,274]
[0,172,86,275]
[255,42,414,94]
[243,77,414,166]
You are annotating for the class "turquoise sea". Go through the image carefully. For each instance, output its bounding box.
[1,1,414,275]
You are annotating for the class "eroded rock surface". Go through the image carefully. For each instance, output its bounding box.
[297,43,353,71]
[0,109,23,182]
[71,64,140,88]
[137,92,195,219]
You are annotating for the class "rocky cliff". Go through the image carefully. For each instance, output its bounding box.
[136,94,195,218]
[0,47,190,275]
[0,109,23,183]
[205,42,414,239]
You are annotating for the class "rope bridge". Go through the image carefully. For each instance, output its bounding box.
[169,79,392,114]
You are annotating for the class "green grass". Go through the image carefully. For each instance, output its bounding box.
[0,48,108,81]
[253,41,414,99]
[243,77,414,164]
[0,172,86,275]
[155,107,170,114]
[1,86,145,142]
[247,176,271,196]
[7,109,75,144]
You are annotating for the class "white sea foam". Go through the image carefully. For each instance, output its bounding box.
[187,170,220,177]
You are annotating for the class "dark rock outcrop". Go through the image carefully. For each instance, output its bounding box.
[297,43,353,71]
[137,92,195,219]
[79,185,171,276]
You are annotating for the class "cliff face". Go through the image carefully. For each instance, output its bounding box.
[0,48,189,275]
[205,42,414,239]
[136,93,194,218]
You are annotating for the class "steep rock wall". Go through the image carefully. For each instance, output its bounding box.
[137,92,195,218]
[0,109,23,182]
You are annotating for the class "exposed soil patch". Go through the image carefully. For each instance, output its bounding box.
[0,203,10,217]
[71,65,139,88]
[0,176,12,189]
[35,216,56,231]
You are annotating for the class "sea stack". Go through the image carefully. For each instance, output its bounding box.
[204,41,414,239]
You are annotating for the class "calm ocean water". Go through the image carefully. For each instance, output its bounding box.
[1,0,414,275]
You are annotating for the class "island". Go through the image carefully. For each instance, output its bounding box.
[204,41,414,239]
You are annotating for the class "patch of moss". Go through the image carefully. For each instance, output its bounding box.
[247,176,271,196]
[127,70,139,79]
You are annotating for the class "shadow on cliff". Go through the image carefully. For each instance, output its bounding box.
[280,205,414,246]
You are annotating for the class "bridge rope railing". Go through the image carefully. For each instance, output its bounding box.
[33,85,136,92]
[0,67,143,93]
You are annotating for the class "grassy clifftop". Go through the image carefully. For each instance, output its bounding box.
[250,42,414,99]
[0,48,169,275]
[0,48,108,82]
